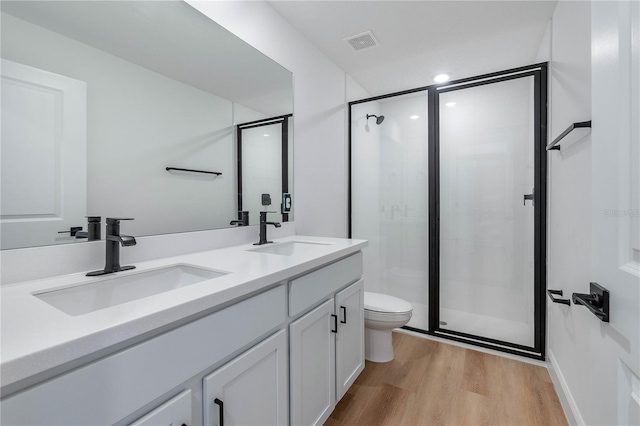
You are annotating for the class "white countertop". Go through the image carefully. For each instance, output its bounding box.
[1,236,367,390]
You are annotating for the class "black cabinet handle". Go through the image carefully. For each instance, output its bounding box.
[547,289,571,305]
[331,314,338,333]
[214,398,224,426]
[340,306,347,324]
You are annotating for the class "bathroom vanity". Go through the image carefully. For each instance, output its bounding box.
[0,236,367,425]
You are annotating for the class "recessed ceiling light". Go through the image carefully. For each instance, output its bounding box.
[445,102,457,108]
[263,133,269,137]
[410,115,419,120]
[433,73,451,83]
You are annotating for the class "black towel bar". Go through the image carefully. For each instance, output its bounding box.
[166,167,222,176]
[546,120,591,151]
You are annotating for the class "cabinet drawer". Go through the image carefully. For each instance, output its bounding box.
[1,285,285,425]
[289,252,362,317]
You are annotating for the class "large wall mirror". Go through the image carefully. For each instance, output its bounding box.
[0,0,293,250]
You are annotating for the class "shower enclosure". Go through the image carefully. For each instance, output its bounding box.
[350,64,547,359]
[236,115,293,225]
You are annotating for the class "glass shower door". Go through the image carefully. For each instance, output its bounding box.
[434,74,541,352]
[351,92,430,331]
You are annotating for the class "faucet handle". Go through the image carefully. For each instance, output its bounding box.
[58,226,83,237]
[106,217,134,225]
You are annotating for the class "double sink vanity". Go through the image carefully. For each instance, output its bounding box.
[1,2,363,423]
[1,236,367,425]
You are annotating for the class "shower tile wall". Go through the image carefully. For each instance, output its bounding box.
[352,93,429,330]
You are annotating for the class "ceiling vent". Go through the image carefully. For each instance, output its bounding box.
[344,31,379,52]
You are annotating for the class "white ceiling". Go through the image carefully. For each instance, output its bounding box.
[268,0,557,97]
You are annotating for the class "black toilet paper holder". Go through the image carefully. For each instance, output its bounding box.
[572,282,610,322]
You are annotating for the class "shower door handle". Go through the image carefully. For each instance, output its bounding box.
[523,188,535,206]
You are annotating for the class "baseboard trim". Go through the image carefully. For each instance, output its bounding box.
[547,350,584,425]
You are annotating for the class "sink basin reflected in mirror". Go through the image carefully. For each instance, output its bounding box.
[248,241,331,256]
[34,265,228,316]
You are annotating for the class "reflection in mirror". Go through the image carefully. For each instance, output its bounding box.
[237,115,293,226]
[0,1,293,250]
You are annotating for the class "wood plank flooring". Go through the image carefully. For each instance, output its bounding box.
[326,332,567,426]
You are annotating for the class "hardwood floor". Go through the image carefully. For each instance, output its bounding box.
[326,332,567,426]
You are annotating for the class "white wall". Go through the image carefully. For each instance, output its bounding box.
[541,2,609,425]
[233,103,268,124]
[2,13,236,238]
[346,74,370,103]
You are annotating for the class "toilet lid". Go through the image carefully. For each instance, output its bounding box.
[364,292,413,314]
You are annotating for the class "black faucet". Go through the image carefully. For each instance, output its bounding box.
[230,211,249,226]
[254,211,281,245]
[73,216,102,241]
[87,218,136,276]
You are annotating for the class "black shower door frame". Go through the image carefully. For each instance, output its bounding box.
[348,63,548,360]
[236,114,292,222]
[424,64,548,360]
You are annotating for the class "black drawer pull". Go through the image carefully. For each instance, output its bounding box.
[340,306,347,324]
[331,314,338,333]
[214,398,224,426]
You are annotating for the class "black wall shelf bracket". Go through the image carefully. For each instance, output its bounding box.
[546,120,591,151]
[165,167,222,176]
[572,282,610,322]
[547,289,571,305]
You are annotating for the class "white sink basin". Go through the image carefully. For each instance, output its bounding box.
[33,264,228,316]
[248,241,331,256]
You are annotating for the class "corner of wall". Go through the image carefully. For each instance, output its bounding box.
[545,1,592,424]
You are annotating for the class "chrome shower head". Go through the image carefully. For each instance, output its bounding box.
[366,114,385,125]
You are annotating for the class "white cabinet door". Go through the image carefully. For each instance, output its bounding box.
[335,279,365,401]
[290,299,335,426]
[203,330,287,426]
[130,390,192,426]
[0,59,87,249]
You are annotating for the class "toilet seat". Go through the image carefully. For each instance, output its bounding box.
[364,292,413,314]
[364,309,411,323]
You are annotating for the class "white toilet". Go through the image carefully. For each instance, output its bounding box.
[364,292,413,363]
